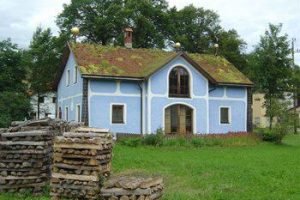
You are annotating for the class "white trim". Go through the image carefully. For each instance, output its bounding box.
[76,104,81,122]
[142,82,146,134]
[245,88,248,131]
[58,93,82,102]
[90,92,140,97]
[147,79,152,134]
[88,80,91,126]
[166,65,193,98]
[209,97,246,102]
[64,106,69,121]
[110,103,127,125]
[219,106,231,125]
[162,102,196,134]
[206,81,209,133]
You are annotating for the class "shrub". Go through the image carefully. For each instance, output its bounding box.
[256,127,288,144]
[142,128,164,146]
[118,137,142,147]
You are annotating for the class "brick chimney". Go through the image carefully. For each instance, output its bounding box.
[124,28,133,48]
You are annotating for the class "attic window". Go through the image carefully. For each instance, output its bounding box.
[74,66,78,84]
[66,69,70,86]
[169,67,190,98]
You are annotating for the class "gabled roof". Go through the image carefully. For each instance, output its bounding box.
[59,42,253,86]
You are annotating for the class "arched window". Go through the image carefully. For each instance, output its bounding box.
[169,67,190,97]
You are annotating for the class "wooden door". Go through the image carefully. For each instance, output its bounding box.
[165,105,193,135]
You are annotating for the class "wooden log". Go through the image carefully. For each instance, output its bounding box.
[52,173,99,182]
[139,177,163,189]
[0,149,50,154]
[1,130,50,137]
[0,173,47,180]
[100,188,151,196]
[54,143,104,150]
[63,132,111,138]
[75,127,109,133]
[0,141,47,146]
[53,163,102,171]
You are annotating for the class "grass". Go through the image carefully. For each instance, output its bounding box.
[1,134,299,200]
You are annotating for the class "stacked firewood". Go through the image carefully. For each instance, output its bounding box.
[101,175,164,200]
[0,129,55,194]
[50,127,112,200]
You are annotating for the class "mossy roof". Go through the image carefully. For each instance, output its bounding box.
[69,43,252,85]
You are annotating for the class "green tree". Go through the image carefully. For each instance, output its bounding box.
[0,39,26,92]
[217,29,247,72]
[27,27,64,118]
[167,5,221,53]
[0,92,31,128]
[0,39,31,127]
[57,0,169,48]
[250,24,292,129]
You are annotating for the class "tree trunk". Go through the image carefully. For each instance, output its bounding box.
[37,92,40,120]
[269,97,273,130]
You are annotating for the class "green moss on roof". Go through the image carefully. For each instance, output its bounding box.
[70,43,252,85]
[188,53,252,85]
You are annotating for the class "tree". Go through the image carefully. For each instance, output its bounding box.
[250,24,292,129]
[217,29,247,72]
[27,27,64,118]
[0,92,31,128]
[57,0,169,48]
[167,5,222,53]
[0,39,31,127]
[0,39,26,92]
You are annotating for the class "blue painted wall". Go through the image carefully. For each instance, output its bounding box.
[208,86,247,133]
[148,56,209,133]
[58,53,248,134]
[57,52,83,121]
[89,79,142,133]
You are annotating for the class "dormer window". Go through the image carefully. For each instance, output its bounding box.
[169,67,190,98]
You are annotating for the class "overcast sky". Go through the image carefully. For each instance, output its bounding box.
[0,0,299,64]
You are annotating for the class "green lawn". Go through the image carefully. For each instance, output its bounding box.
[1,134,300,200]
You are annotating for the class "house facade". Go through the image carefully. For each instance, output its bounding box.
[29,92,57,119]
[56,32,253,135]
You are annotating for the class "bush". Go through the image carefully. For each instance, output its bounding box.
[118,137,142,147]
[256,127,288,144]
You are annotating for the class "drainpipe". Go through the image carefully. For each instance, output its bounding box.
[138,82,143,135]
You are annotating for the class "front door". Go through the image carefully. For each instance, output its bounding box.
[165,104,193,135]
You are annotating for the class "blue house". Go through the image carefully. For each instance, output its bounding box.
[56,30,253,135]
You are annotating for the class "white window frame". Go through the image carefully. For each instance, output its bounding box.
[74,66,78,84]
[76,104,81,122]
[66,69,70,86]
[219,106,231,125]
[65,106,69,121]
[110,103,126,125]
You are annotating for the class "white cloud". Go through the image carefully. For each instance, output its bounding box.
[0,0,299,64]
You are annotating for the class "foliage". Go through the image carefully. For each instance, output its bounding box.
[0,39,27,92]
[26,27,66,118]
[0,92,31,128]
[57,0,169,48]
[249,24,292,129]
[167,5,221,53]
[255,100,294,143]
[118,137,142,147]
[119,133,258,148]
[0,39,31,127]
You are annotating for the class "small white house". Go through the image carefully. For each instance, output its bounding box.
[29,92,56,119]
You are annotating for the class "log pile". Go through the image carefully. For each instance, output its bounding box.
[0,129,55,194]
[101,175,164,200]
[50,127,112,200]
